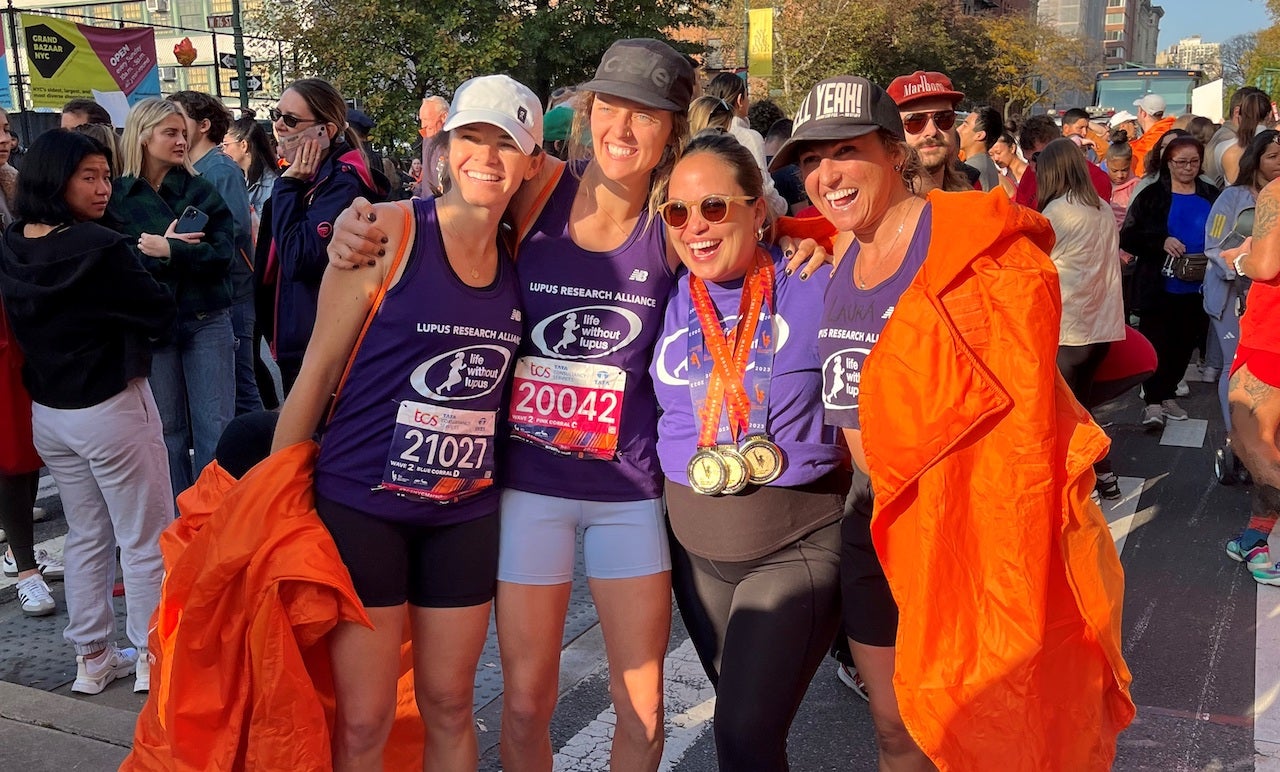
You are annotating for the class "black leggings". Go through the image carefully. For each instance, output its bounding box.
[1139,290,1209,403]
[1057,341,1114,475]
[0,471,38,572]
[670,520,842,771]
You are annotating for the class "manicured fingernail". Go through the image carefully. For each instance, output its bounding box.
[784,249,794,257]
[368,213,377,222]
[381,237,389,244]
[377,249,386,257]
[367,260,377,267]
[799,272,808,280]
[784,267,793,276]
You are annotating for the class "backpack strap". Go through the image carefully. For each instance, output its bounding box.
[326,200,415,422]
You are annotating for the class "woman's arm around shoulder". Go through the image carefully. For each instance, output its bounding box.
[272,202,408,451]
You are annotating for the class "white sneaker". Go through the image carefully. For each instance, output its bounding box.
[1161,399,1189,421]
[15,574,54,617]
[3,548,64,580]
[71,644,138,695]
[134,650,151,693]
[1176,379,1191,397]
[1202,366,1221,383]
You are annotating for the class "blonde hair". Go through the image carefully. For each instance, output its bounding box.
[121,97,195,178]
[688,96,735,135]
[568,90,691,218]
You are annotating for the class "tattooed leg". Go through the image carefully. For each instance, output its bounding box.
[1229,364,1280,490]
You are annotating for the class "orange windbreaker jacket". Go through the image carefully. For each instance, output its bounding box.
[123,442,424,771]
[1129,115,1176,178]
[860,190,1135,769]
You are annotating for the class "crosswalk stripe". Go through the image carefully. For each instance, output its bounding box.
[553,638,714,771]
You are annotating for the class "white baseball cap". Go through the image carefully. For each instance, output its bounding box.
[1133,94,1167,115]
[442,75,543,155]
[1108,110,1137,127]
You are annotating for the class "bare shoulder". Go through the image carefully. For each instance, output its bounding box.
[510,156,565,225]
[371,200,412,246]
[1255,180,1280,244]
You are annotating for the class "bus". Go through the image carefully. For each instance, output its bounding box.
[1092,68,1206,118]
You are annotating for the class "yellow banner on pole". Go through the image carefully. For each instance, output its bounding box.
[748,8,773,78]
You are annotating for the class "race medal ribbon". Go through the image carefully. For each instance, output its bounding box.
[382,401,497,502]
[685,249,779,495]
[508,356,627,460]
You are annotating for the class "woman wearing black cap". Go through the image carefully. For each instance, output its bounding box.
[770,75,1133,770]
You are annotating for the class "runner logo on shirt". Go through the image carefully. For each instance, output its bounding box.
[410,344,513,402]
[531,305,643,360]
[654,314,793,386]
[822,347,870,410]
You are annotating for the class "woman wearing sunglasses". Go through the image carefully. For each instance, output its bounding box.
[771,75,1133,769]
[1121,136,1220,429]
[650,130,846,769]
[259,78,388,392]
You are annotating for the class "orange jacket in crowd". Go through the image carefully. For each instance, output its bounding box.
[123,442,425,771]
[777,191,1134,770]
[1129,115,1177,178]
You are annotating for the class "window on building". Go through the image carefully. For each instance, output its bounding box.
[121,2,144,21]
[1107,0,1124,6]
[1106,12,1124,24]
[1105,30,1123,41]
[87,4,113,21]
[184,66,212,93]
[210,0,233,13]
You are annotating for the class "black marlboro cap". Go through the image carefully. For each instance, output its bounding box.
[769,76,904,171]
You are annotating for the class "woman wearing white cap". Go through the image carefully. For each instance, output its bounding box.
[271,74,545,769]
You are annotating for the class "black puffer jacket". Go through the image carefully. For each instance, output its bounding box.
[1119,175,1219,313]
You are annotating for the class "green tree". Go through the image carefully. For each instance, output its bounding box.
[979,12,1100,119]
[248,0,712,149]
[703,0,993,113]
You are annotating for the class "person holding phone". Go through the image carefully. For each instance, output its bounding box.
[258,78,389,392]
[108,97,237,500]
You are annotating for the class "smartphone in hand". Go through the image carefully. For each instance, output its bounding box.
[278,125,330,164]
[174,206,209,235]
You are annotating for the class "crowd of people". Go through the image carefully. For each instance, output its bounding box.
[0,33,1275,772]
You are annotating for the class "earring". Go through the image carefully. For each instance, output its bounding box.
[894,164,902,172]
[756,225,765,240]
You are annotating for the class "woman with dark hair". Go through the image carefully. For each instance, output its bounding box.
[1222,90,1274,185]
[1037,138,1126,497]
[109,97,237,500]
[260,78,388,391]
[651,130,846,769]
[0,129,175,694]
[1121,135,1220,428]
[223,116,281,408]
[989,130,1026,196]
[1131,128,1189,201]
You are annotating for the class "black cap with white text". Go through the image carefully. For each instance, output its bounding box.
[768,76,904,171]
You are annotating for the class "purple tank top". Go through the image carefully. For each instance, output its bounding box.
[315,197,523,524]
[819,204,932,430]
[650,245,843,487]
[504,170,675,501]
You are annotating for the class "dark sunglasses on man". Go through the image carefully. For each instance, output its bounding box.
[902,109,957,135]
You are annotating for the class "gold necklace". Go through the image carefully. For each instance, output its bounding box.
[439,206,493,281]
[578,186,633,238]
[855,200,916,290]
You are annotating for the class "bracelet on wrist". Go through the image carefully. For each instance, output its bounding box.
[1234,251,1250,277]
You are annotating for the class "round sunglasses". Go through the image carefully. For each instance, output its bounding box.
[902,109,957,135]
[657,194,758,229]
[269,108,320,129]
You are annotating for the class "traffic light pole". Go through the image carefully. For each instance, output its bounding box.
[231,0,247,110]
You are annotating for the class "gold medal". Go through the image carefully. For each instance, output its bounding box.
[740,436,784,485]
[716,445,750,495]
[688,448,728,496]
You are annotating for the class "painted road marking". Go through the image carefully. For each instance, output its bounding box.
[1101,476,1145,556]
[1256,588,1280,768]
[1160,418,1209,449]
[552,637,714,771]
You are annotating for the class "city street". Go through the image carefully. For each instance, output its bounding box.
[0,369,1274,771]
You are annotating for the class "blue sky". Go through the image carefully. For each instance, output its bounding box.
[1157,0,1270,49]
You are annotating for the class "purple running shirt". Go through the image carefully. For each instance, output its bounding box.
[504,170,675,501]
[315,197,523,524]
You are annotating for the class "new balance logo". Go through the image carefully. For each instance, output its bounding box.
[881,306,894,319]
[511,309,522,321]
[628,269,649,282]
